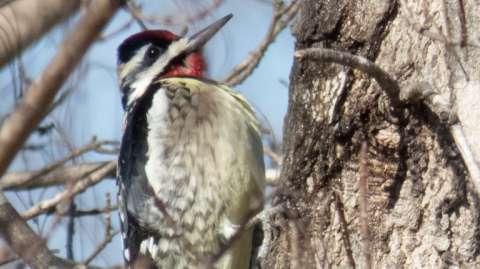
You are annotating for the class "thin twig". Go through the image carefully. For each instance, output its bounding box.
[47,86,75,114]
[21,161,116,220]
[66,202,76,260]
[263,144,283,165]
[45,205,118,218]
[98,18,135,41]
[0,246,17,266]
[222,0,299,86]
[125,2,148,30]
[7,138,117,190]
[0,1,122,268]
[127,0,224,27]
[0,161,116,191]
[82,193,118,265]
[0,0,123,179]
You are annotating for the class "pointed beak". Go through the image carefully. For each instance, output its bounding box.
[184,14,233,53]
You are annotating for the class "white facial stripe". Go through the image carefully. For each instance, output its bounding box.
[119,45,149,81]
[127,38,189,106]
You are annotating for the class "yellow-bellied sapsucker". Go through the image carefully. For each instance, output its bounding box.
[116,14,265,269]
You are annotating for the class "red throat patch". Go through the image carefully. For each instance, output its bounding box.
[161,52,206,78]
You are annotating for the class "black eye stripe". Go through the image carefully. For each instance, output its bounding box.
[117,34,172,64]
[143,45,163,65]
[147,46,161,59]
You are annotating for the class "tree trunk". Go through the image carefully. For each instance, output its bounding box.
[265,0,480,268]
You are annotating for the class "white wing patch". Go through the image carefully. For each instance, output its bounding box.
[144,89,170,196]
[139,238,149,255]
[139,236,160,260]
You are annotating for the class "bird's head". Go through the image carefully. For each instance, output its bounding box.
[117,14,232,109]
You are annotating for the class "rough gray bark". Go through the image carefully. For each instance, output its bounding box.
[265,0,480,268]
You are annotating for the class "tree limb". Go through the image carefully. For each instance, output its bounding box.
[0,192,101,269]
[295,48,403,108]
[81,193,117,266]
[0,161,115,191]
[1,138,117,191]
[127,0,224,27]
[21,161,116,220]
[0,0,123,267]
[0,0,124,179]
[222,0,299,87]
[0,0,81,68]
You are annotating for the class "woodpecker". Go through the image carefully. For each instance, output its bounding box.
[116,14,265,269]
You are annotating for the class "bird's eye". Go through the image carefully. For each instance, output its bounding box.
[147,46,161,60]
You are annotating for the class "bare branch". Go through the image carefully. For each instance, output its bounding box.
[0,245,17,266]
[2,138,117,191]
[0,1,122,267]
[46,205,118,218]
[0,161,115,191]
[125,2,147,30]
[295,46,480,198]
[222,0,299,86]
[98,18,135,41]
[66,202,75,260]
[127,0,224,27]
[0,0,124,179]
[0,192,101,269]
[21,161,116,220]
[0,0,81,68]
[295,48,403,108]
[263,144,282,166]
[81,193,118,265]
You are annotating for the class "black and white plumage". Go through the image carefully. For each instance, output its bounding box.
[116,15,265,269]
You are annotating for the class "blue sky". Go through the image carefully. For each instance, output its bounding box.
[1,0,294,267]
